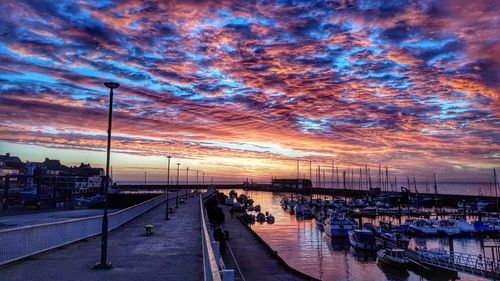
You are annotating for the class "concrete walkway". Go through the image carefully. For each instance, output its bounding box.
[221,206,313,281]
[0,195,203,281]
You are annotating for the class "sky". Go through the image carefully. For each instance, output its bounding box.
[0,0,498,183]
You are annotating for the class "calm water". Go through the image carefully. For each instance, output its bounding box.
[237,190,495,281]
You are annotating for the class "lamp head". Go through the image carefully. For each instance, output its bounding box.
[104,82,120,89]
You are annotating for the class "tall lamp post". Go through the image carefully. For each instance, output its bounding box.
[94,81,119,270]
[176,163,180,208]
[165,156,171,220]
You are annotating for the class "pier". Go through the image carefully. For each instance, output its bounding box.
[219,205,316,281]
[0,193,203,280]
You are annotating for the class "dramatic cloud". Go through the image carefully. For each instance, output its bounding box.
[0,0,498,182]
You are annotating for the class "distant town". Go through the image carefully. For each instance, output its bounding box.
[0,152,104,209]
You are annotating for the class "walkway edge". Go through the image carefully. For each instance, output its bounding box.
[237,217,321,281]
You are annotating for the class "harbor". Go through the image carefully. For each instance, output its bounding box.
[224,188,500,280]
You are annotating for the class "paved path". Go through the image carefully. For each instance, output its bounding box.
[0,209,121,230]
[221,206,312,281]
[0,195,203,281]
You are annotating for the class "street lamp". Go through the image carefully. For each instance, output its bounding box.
[165,156,171,220]
[94,81,119,270]
[176,163,180,208]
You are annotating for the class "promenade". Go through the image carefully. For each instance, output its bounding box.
[0,196,203,281]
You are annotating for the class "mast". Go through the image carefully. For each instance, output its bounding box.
[331,161,334,189]
[368,169,372,190]
[336,167,340,189]
[494,168,498,215]
[323,170,326,189]
[413,177,419,209]
[359,167,362,191]
[343,170,346,194]
[433,173,438,195]
[309,160,312,182]
[351,169,354,190]
[378,164,382,190]
[318,165,321,189]
[385,167,389,192]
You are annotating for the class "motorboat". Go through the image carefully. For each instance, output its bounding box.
[324,213,356,238]
[408,220,438,236]
[294,203,314,219]
[449,219,476,234]
[433,219,461,236]
[380,232,410,249]
[377,249,410,267]
[417,247,450,260]
[349,229,378,251]
[225,197,235,206]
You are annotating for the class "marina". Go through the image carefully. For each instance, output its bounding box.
[230,189,500,280]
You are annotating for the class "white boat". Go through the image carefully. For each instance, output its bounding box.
[449,219,476,234]
[348,229,378,251]
[408,220,438,235]
[324,213,355,238]
[433,219,461,236]
[294,203,314,219]
[418,247,450,260]
[377,249,410,267]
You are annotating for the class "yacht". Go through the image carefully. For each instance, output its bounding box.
[433,219,461,236]
[349,229,378,251]
[380,232,410,249]
[408,220,438,236]
[377,249,410,267]
[324,213,356,238]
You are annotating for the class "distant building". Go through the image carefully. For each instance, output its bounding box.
[0,153,22,165]
[271,178,312,191]
[0,153,24,190]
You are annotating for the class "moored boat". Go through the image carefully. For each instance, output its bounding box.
[377,249,410,267]
[408,220,438,236]
[324,213,355,238]
[348,229,378,251]
[433,219,461,236]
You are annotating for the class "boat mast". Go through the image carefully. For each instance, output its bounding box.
[385,167,389,192]
[359,167,362,191]
[433,173,438,209]
[331,160,334,190]
[494,168,498,216]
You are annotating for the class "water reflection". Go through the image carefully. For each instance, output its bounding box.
[237,190,490,281]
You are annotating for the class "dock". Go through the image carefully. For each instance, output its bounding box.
[219,205,317,281]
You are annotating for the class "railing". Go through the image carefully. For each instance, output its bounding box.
[200,190,234,281]
[0,194,167,266]
[415,250,500,278]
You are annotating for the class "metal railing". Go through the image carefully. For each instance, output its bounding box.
[0,194,166,266]
[415,250,500,279]
[200,190,234,281]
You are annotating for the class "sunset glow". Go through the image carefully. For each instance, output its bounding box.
[0,0,498,182]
